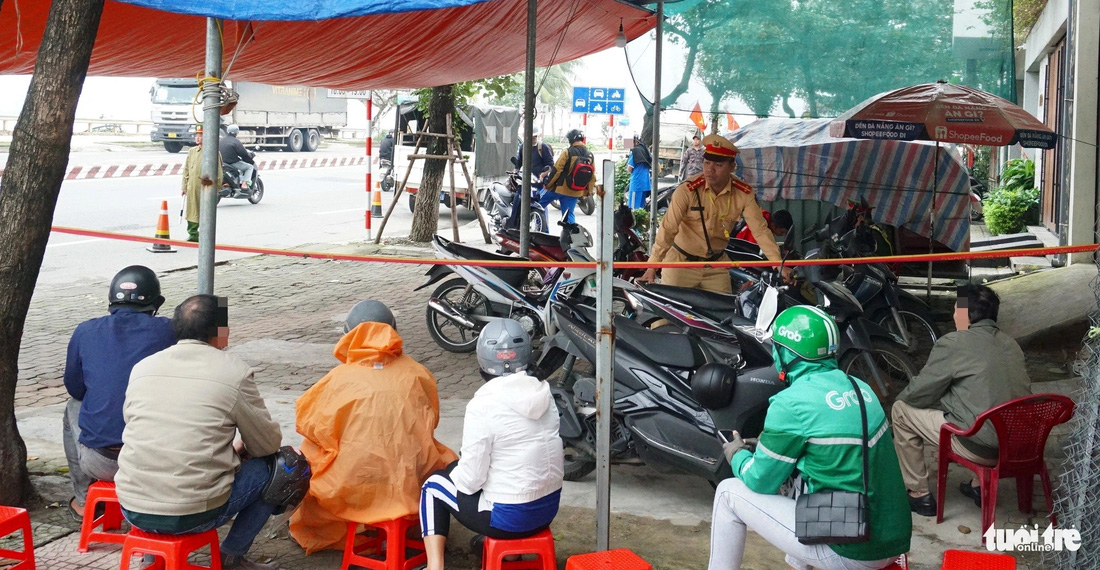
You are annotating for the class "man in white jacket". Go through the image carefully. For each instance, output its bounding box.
[419,319,564,570]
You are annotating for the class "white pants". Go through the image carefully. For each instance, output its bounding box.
[707,478,898,570]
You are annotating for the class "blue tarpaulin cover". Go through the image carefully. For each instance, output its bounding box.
[118,0,489,20]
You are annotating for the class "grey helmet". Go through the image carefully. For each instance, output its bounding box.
[476,319,532,377]
[226,124,240,136]
[344,299,396,333]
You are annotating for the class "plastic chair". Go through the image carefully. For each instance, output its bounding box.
[565,548,651,570]
[940,549,1016,569]
[936,393,1074,543]
[482,528,556,570]
[118,528,221,570]
[880,553,908,569]
[78,481,127,552]
[341,516,426,570]
[0,505,35,569]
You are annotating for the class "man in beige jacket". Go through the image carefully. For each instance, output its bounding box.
[116,294,283,570]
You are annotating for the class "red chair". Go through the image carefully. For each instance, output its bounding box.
[78,481,127,552]
[882,553,908,569]
[936,393,1074,543]
[341,516,426,570]
[482,528,556,570]
[118,528,221,570]
[0,505,35,570]
[566,549,651,570]
[940,549,1016,569]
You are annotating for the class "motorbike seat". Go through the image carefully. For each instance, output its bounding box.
[641,284,748,326]
[500,228,561,250]
[437,237,530,290]
[725,238,762,258]
[613,314,706,369]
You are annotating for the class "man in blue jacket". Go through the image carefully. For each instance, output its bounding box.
[62,266,175,520]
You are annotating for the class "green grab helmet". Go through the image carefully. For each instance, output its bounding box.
[770,305,840,361]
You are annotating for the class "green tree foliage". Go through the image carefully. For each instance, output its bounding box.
[984,158,1040,235]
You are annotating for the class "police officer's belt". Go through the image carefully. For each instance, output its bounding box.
[672,243,726,262]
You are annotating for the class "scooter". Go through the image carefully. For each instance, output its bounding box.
[485,157,548,234]
[220,159,263,204]
[379,158,395,193]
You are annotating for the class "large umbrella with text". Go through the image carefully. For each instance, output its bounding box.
[830,80,1057,296]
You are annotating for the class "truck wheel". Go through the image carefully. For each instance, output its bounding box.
[164,141,183,154]
[303,129,320,152]
[284,129,304,152]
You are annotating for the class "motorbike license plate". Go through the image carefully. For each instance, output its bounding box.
[167,133,178,138]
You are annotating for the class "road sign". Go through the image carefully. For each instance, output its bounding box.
[572,86,625,115]
[328,89,372,99]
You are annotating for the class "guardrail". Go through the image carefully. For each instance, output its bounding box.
[0,115,155,135]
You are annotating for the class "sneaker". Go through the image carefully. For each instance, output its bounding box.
[959,481,982,507]
[221,555,282,570]
[907,492,937,517]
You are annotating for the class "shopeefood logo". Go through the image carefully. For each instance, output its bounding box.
[985,524,1081,552]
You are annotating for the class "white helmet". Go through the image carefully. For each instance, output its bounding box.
[227,124,240,136]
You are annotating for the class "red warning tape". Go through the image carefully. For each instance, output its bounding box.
[50,226,1098,270]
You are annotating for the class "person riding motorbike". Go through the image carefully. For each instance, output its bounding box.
[220,124,255,191]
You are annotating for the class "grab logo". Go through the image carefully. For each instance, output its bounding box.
[776,326,802,343]
[826,388,873,411]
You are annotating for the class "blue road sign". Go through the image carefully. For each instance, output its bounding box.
[572,86,625,115]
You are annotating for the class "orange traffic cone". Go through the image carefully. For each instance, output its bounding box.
[371,190,383,216]
[147,200,177,253]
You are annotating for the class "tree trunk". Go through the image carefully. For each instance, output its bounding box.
[409,84,455,242]
[0,0,105,506]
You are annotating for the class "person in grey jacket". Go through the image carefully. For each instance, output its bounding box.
[891,284,1030,517]
[116,294,283,570]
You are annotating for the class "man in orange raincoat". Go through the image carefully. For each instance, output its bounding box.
[289,300,457,553]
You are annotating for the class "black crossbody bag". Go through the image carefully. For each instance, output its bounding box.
[794,374,872,545]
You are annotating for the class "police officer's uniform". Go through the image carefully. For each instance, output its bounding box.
[648,134,783,294]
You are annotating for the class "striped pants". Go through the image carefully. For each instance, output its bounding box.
[419,464,548,540]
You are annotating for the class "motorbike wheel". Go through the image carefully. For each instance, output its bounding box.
[530,209,548,233]
[872,304,938,370]
[579,196,595,216]
[563,447,597,481]
[840,339,917,411]
[381,175,395,193]
[247,178,264,204]
[426,278,490,353]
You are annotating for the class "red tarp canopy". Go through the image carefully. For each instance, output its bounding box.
[0,0,655,89]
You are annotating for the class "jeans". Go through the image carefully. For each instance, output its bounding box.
[538,190,578,223]
[708,478,897,570]
[63,398,119,505]
[227,160,255,187]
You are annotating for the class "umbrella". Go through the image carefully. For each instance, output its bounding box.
[830,80,1057,296]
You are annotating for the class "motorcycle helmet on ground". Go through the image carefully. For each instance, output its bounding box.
[262,446,311,514]
[692,362,737,409]
[566,129,585,144]
[770,305,840,381]
[476,318,532,380]
[344,299,397,333]
[108,265,165,313]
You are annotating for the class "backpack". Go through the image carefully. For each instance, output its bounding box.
[564,146,595,192]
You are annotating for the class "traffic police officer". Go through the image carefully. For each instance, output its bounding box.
[639,134,789,293]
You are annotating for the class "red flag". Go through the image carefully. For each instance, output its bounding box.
[727,113,740,131]
[690,103,707,132]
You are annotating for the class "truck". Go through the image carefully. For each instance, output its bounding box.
[149,78,348,154]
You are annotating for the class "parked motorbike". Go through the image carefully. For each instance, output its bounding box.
[379,158,395,193]
[485,158,549,234]
[220,159,264,204]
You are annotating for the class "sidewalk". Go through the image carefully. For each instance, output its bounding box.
[9,242,1072,568]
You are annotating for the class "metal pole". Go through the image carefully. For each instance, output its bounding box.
[366,93,373,239]
[927,143,938,301]
[519,0,537,257]
[595,159,616,551]
[197,17,223,295]
[649,1,663,250]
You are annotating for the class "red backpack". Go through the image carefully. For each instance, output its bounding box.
[564,146,595,191]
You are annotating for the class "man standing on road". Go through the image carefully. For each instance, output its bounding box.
[542,129,594,224]
[182,125,222,242]
[626,134,653,209]
[680,134,704,181]
[117,294,285,570]
[63,265,175,521]
[219,124,255,191]
[638,134,788,293]
[891,284,1031,517]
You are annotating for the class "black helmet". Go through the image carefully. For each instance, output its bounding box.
[344,299,396,333]
[108,265,164,312]
[691,362,737,409]
[262,446,312,514]
[567,129,585,144]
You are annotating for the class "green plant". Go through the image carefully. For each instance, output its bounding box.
[984,158,1039,235]
[613,157,629,205]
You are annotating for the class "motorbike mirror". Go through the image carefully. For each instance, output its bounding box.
[510,156,520,167]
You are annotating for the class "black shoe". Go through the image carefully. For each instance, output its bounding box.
[959,481,982,507]
[908,493,937,517]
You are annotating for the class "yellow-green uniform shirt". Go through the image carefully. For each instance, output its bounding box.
[182,146,223,224]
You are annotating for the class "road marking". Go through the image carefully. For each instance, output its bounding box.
[47,238,105,248]
[314,208,363,215]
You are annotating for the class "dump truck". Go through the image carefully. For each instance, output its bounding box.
[149,78,348,153]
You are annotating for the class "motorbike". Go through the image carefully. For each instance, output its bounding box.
[485,157,549,234]
[535,295,785,483]
[220,158,263,204]
[416,225,636,353]
[379,158,395,193]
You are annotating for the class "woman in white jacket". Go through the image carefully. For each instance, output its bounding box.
[420,319,564,570]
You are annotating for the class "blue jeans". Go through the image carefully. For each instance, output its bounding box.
[538,190,579,223]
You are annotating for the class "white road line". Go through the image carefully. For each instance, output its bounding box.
[314,208,364,215]
[46,238,105,248]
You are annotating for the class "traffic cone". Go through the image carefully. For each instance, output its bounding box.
[371,190,383,216]
[147,200,177,253]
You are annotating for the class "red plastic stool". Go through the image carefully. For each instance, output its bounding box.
[566,548,650,569]
[0,505,35,570]
[341,516,426,570]
[941,549,1016,569]
[482,528,556,570]
[883,553,908,569]
[119,528,221,570]
[78,481,126,552]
